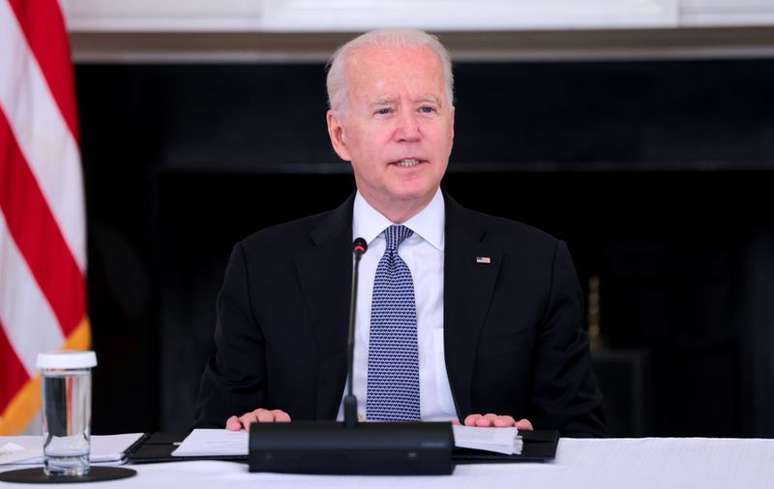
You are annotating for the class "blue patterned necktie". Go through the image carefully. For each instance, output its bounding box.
[366,224,420,421]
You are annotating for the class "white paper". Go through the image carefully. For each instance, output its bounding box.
[452,425,523,455]
[0,442,42,465]
[90,433,145,462]
[0,433,143,465]
[172,429,248,457]
[0,442,26,455]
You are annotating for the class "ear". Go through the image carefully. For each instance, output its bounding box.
[326,109,352,162]
[450,105,455,143]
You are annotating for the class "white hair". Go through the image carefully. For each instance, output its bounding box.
[326,29,454,115]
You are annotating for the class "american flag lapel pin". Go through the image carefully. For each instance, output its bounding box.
[475,256,492,264]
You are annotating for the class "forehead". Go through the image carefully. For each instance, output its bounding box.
[344,45,445,102]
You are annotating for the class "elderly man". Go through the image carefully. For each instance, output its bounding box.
[195,29,605,436]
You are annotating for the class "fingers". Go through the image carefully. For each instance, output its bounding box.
[463,413,509,427]
[464,413,496,426]
[224,409,292,431]
[225,415,242,431]
[493,415,516,427]
[463,413,532,429]
[273,410,291,423]
[256,409,274,423]
[464,414,481,426]
[236,411,259,431]
[477,413,497,427]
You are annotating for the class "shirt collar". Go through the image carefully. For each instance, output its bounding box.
[353,188,445,251]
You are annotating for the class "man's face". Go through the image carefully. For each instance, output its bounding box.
[326,45,454,214]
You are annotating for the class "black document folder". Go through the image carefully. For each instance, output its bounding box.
[127,430,559,464]
[127,433,245,464]
[454,430,559,464]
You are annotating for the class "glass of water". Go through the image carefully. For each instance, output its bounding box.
[36,351,97,476]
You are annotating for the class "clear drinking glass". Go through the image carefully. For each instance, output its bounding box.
[36,351,97,476]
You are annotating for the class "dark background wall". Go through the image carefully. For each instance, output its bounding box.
[77,60,774,437]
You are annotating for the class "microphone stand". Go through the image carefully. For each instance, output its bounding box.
[343,238,366,428]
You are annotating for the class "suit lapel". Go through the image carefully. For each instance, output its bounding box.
[294,196,354,420]
[443,195,503,419]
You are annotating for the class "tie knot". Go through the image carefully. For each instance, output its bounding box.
[384,225,413,251]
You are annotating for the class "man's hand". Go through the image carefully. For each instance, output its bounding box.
[225,409,291,431]
[462,414,533,430]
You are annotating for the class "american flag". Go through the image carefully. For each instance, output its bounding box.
[0,0,89,434]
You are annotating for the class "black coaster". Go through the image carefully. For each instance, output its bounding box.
[0,466,136,484]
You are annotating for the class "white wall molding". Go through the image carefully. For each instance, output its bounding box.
[258,0,677,31]
[62,0,678,32]
[61,0,263,31]
[682,1,774,27]
[62,0,774,32]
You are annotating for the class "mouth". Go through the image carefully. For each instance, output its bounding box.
[390,158,427,168]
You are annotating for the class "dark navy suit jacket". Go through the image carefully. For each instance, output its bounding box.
[195,193,605,436]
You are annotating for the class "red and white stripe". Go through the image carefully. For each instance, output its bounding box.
[0,0,88,434]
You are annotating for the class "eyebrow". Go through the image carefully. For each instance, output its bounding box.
[415,96,442,105]
[369,96,443,107]
[370,98,398,107]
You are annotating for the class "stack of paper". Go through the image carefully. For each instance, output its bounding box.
[172,429,247,457]
[452,425,523,455]
[0,433,144,466]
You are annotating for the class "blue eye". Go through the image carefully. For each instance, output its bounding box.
[419,105,437,113]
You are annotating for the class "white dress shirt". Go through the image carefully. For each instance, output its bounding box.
[337,188,458,422]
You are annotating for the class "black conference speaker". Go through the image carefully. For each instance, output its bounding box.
[248,421,454,475]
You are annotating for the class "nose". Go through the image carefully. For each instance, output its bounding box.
[394,110,421,143]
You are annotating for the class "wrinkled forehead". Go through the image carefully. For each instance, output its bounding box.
[344,45,447,104]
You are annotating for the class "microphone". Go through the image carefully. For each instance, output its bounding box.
[344,238,367,428]
[248,237,453,475]
[352,237,367,255]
